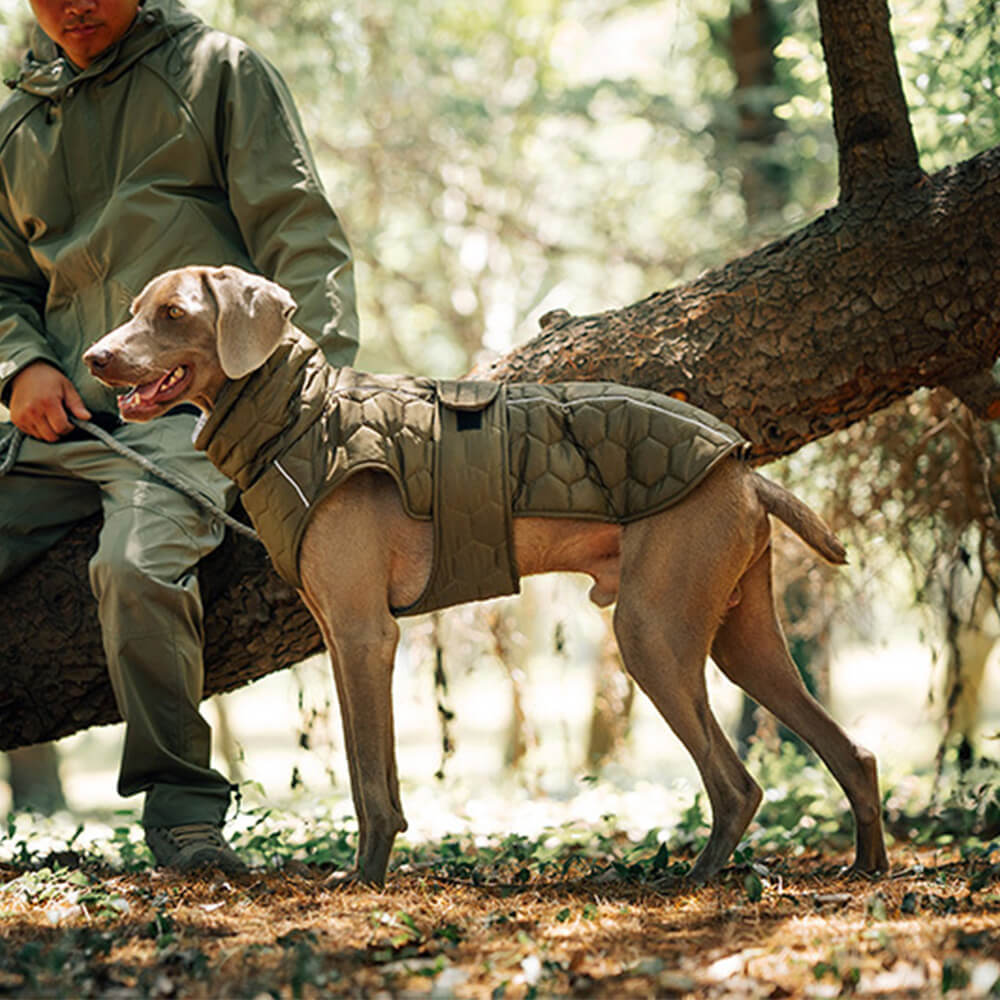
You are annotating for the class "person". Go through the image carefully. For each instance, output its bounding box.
[0,0,358,872]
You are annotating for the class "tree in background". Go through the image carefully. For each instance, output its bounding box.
[3,744,65,814]
[777,0,1000,772]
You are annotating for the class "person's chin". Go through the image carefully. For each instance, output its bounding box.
[62,27,109,66]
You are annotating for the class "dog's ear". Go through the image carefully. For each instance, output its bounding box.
[202,266,297,379]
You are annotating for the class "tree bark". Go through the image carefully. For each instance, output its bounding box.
[482,0,1000,435]
[818,0,921,200]
[5,743,66,813]
[0,515,321,751]
[727,0,788,222]
[3,0,999,751]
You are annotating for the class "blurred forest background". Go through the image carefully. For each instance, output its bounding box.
[1,0,999,844]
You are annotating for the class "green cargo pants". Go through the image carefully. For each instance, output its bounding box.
[0,413,237,828]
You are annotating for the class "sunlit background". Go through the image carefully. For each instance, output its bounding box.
[1,0,998,848]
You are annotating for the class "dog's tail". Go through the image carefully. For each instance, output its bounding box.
[752,472,847,565]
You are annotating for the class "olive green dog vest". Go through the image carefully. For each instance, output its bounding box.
[194,329,748,616]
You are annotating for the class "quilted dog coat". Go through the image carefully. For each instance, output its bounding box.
[194,329,749,615]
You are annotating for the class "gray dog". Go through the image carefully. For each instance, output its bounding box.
[85,265,889,886]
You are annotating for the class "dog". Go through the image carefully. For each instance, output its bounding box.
[84,264,889,886]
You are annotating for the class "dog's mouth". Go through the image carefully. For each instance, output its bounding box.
[117,365,192,419]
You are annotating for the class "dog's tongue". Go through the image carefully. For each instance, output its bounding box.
[138,376,166,401]
[118,371,172,414]
[128,371,174,404]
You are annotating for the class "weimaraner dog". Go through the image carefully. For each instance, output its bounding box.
[85,265,889,887]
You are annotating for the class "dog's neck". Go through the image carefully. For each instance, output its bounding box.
[192,328,330,484]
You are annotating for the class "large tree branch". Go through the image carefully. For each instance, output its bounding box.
[479,147,1000,461]
[5,143,998,752]
[0,516,321,751]
[818,0,922,199]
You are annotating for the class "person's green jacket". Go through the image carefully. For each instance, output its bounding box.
[0,0,357,415]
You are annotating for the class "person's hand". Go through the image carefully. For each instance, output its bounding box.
[8,361,92,442]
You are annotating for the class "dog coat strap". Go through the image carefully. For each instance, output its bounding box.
[394,381,519,616]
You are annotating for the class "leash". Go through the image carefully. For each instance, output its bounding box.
[0,416,261,543]
[0,425,20,476]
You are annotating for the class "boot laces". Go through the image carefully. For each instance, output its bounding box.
[169,822,226,847]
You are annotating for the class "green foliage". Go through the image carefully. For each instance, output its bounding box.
[2,0,995,430]
[277,929,336,997]
[889,753,1000,850]
[769,2,1000,697]
[229,806,358,870]
[745,742,854,852]
[5,0,998,685]
[942,957,972,992]
[898,0,1000,169]
[10,743,1000,887]
[5,0,1000,903]
[0,2,34,74]
[14,0,986,373]
[0,746,825,888]
[4,754,1000,994]
[167,0,844,375]
[0,926,121,996]
[0,865,128,921]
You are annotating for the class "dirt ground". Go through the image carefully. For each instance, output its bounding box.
[2,843,1000,998]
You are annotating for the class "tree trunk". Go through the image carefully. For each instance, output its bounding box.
[3,0,999,751]
[726,0,806,756]
[0,514,321,751]
[583,620,635,771]
[727,0,788,225]
[5,743,66,814]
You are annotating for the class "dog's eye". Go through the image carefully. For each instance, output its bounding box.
[165,305,185,320]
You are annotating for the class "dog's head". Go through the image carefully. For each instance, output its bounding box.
[84,265,297,421]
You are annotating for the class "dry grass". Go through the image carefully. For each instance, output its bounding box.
[3,844,1000,997]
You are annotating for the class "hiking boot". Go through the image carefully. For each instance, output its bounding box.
[145,822,248,875]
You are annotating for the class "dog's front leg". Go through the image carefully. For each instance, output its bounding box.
[298,588,408,888]
[297,478,431,886]
[328,620,408,885]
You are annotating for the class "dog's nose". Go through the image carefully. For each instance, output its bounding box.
[83,346,112,371]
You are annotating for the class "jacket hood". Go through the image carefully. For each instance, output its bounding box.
[7,0,202,100]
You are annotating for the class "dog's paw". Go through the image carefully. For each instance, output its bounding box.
[841,861,889,881]
[323,867,386,890]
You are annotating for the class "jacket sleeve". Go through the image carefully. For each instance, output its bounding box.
[0,201,62,404]
[217,48,359,367]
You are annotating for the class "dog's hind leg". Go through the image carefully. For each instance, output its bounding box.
[614,598,762,881]
[711,545,889,875]
[613,509,764,882]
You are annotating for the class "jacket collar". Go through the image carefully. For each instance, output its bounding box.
[8,0,202,100]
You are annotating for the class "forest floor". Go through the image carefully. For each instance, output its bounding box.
[5,733,1000,997]
[3,839,1000,998]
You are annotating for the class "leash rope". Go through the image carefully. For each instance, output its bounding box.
[0,416,260,543]
[0,426,21,476]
